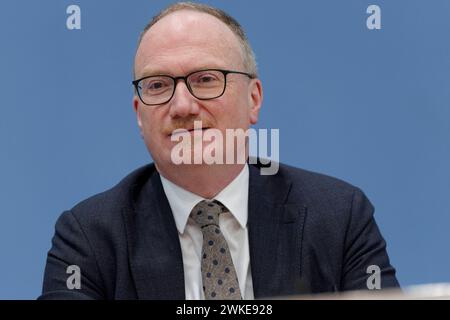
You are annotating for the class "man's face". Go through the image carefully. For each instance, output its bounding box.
[133,10,262,168]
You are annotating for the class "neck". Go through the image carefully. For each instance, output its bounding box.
[156,162,246,199]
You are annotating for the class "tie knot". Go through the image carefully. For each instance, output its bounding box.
[191,200,227,228]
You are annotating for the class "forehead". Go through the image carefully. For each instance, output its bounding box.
[135,10,244,77]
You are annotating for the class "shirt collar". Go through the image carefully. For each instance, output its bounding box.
[159,164,249,234]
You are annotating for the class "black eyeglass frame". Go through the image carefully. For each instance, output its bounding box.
[132,68,255,106]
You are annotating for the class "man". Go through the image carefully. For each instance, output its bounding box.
[39,2,399,300]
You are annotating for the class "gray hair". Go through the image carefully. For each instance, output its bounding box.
[134,2,258,78]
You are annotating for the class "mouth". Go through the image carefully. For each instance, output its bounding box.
[169,127,211,137]
[188,127,210,132]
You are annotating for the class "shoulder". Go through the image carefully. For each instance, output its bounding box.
[251,160,370,220]
[278,162,359,196]
[276,162,373,226]
[253,160,362,201]
[66,163,157,224]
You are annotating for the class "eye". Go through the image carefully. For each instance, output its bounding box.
[147,80,168,90]
[140,77,173,94]
[191,71,221,85]
[198,75,217,83]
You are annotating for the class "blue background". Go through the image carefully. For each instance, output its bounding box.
[1,0,449,299]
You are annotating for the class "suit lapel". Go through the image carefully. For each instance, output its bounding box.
[248,164,307,298]
[122,168,185,299]
[121,163,307,299]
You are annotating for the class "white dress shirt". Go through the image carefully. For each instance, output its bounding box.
[159,165,254,300]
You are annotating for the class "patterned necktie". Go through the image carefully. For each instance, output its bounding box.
[191,200,242,300]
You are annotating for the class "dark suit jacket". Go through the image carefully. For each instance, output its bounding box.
[39,162,399,299]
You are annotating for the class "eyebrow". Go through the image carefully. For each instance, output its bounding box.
[138,64,227,79]
[139,68,170,77]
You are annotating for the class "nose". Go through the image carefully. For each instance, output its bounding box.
[168,79,200,118]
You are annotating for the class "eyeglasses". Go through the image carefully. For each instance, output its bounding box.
[132,68,255,106]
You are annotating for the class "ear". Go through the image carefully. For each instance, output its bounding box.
[248,79,263,125]
[133,96,144,136]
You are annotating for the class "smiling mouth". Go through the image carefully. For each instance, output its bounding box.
[169,127,211,137]
[188,127,210,132]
